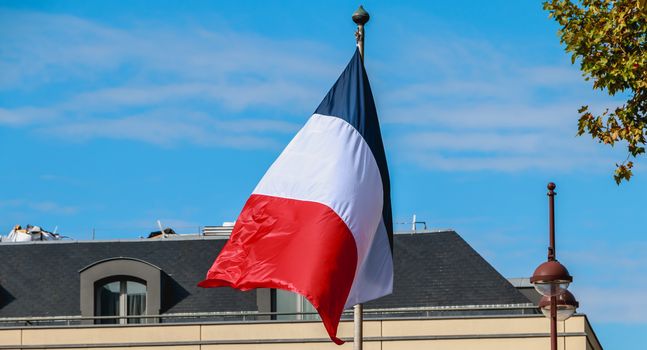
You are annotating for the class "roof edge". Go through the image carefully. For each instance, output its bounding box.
[395,229,456,235]
[78,257,162,273]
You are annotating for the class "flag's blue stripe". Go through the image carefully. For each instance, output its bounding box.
[314,49,393,250]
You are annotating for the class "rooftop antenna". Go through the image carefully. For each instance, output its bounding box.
[157,220,165,239]
[407,215,428,232]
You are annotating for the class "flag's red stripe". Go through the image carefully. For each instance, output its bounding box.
[198,194,358,344]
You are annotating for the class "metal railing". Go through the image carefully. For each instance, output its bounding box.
[0,304,539,327]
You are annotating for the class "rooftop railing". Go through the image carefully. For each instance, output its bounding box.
[0,304,539,327]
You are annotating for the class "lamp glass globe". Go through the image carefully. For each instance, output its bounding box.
[533,281,570,297]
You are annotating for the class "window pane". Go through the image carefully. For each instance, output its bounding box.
[97,281,120,324]
[301,296,318,320]
[126,281,147,324]
[275,289,298,320]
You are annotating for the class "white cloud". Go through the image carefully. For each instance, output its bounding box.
[36,110,299,149]
[65,82,322,113]
[402,152,606,172]
[576,287,647,323]
[0,9,626,172]
[0,199,79,215]
[402,131,545,154]
[0,107,58,126]
[392,121,615,172]
[0,9,337,149]
[0,10,339,90]
[372,34,625,173]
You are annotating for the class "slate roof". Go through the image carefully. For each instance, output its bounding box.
[0,237,257,318]
[365,231,531,309]
[0,230,530,318]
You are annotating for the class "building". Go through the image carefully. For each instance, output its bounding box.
[0,229,602,349]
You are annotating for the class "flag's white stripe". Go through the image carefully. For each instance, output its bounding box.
[344,218,393,308]
[253,113,384,281]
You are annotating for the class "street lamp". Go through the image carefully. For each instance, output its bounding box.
[539,290,580,321]
[530,260,572,297]
[530,182,579,350]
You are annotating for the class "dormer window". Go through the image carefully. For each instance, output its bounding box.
[79,258,161,324]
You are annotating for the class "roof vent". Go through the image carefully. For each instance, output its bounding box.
[202,225,234,237]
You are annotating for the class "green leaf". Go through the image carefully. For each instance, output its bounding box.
[544,0,646,184]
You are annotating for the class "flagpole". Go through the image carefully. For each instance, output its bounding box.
[351,6,369,350]
[353,303,363,349]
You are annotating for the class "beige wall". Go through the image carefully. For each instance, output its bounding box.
[0,315,602,350]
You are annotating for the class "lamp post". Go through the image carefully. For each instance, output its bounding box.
[530,183,579,350]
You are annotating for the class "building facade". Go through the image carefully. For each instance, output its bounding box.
[0,230,602,349]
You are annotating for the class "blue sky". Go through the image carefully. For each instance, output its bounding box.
[1,0,645,348]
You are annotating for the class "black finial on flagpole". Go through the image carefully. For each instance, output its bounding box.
[352,5,370,25]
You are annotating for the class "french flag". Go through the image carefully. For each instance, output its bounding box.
[199,49,393,344]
